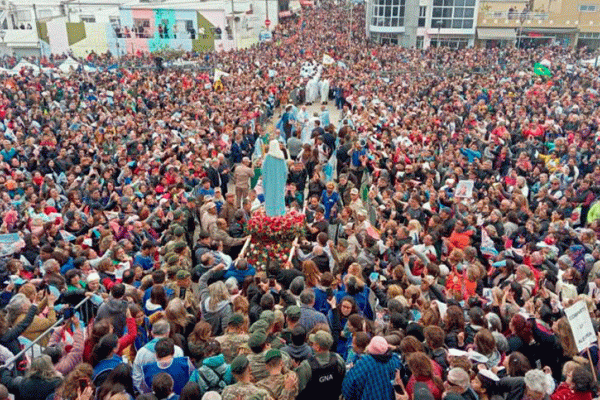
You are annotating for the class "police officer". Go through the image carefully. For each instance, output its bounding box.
[295,330,346,400]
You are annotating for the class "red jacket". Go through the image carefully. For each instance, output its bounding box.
[82,317,136,363]
[446,230,473,251]
[551,382,592,400]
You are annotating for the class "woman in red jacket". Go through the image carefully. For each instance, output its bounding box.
[405,351,444,400]
[551,365,595,400]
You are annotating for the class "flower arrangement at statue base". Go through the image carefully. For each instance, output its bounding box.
[245,209,305,270]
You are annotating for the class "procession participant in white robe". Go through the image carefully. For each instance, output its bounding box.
[298,106,311,144]
[319,78,330,104]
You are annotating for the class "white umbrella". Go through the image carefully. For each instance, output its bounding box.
[12,60,40,73]
[58,58,80,73]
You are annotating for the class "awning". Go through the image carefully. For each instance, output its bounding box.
[521,28,577,34]
[279,10,293,18]
[300,0,314,7]
[477,28,517,41]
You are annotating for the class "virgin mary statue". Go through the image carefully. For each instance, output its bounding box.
[262,140,288,217]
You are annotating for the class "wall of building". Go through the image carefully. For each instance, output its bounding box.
[368,0,479,48]
[477,0,600,48]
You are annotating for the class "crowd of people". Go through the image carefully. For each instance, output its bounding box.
[0,1,599,400]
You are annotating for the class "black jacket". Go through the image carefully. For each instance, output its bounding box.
[0,369,61,400]
[0,305,36,356]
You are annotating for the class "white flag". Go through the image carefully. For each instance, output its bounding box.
[322,54,335,65]
[214,68,230,81]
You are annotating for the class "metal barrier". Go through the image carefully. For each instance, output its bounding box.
[2,296,96,370]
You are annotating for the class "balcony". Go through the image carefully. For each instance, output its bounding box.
[477,11,590,30]
[482,11,549,21]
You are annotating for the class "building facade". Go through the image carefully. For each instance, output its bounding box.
[476,0,600,49]
[0,0,280,57]
[366,0,480,49]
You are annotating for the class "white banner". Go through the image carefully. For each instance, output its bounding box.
[565,301,596,353]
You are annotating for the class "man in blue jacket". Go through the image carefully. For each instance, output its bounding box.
[143,338,194,395]
[224,258,255,284]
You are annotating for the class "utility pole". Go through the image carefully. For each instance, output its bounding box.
[517,13,525,48]
[348,1,352,43]
[231,0,237,49]
[265,0,269,29]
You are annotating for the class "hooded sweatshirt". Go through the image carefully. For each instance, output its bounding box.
[95,296,128,336]
[189,353,233,395]
[281,343,314,364]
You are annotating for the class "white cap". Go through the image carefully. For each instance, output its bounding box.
[478,369,500,382]
[448,349,468,357]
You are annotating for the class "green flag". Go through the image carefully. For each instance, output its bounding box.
[534,63,552,77]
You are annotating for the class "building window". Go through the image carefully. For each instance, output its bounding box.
[429,37,469,48]
[372,32,399,44]
[16,10,31,22]
[416,36,424,48]
[371,0,406,28]
[580,5,597,12]
[431,0,475,30]
[418,6,426,27]
[80,15,96,23]
[38,9,53,19]
[133,18,151,38]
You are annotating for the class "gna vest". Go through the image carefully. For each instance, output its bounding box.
[297,353,343,400]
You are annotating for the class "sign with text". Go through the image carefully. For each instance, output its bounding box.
[565,301,596,353]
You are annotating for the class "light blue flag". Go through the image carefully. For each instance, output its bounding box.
[324,150,337,182]
[252,137,263,160]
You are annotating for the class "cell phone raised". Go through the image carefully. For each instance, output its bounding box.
[326,287,334,299]
[78,378,88,392]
